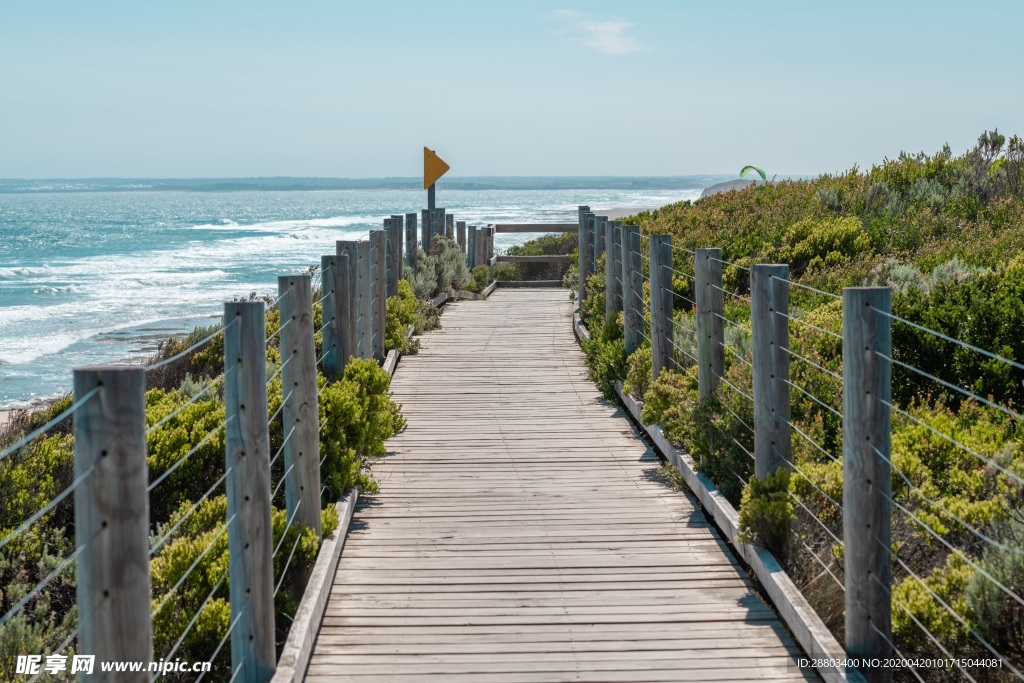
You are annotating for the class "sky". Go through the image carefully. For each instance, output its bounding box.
[1,0,1022,179]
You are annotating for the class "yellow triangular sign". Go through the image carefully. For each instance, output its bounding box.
[423,147,450,189]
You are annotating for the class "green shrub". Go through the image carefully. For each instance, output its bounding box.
[965,517,1024,657]
[582,321,627,400]
[641,369,698,447]
[778,215,870,275]
[318,359,406,499]
[622,345,652,400]
[465,265,490,293]
[386,280,419,355]
[738,469,793,559]
[414,299,441,334]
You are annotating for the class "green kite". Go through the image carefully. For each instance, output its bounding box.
[740,165,767,181]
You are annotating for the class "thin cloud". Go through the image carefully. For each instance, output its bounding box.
[552,9,643,56]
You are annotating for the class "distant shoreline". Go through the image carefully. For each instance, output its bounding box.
[0,175,734,194]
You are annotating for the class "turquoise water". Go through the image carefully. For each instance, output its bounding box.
[0,187,704,407]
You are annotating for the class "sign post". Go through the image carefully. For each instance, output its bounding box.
[423,147,450,213]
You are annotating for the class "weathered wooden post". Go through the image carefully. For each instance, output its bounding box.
[223,301,276,683]
[751,265,791,479]
[278,274,321,539]
[405,212,418,272]
[578,206,592,309]
[437,208,446,241]
[336,242,359,364]
[649,235,673,380]
[421,209,431,253]
[382,218,393,297]
[387,215,403,297]
[457,220,466,254]
[356,241,372,359]
[74,366,152,679]
[467,226,477,269]
[695,248,724,402]
[593,215,607,266]
[605,220,623,321]
[622,222,642,353]
[485,227,494,271]
[445,213,454,239]
[370,230,387,360]
[843,286,893,682]
[475,227,485,271]
[319,256,342,379]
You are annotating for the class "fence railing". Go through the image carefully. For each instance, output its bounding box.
[0,206,492,682]
[577,205,1024,683]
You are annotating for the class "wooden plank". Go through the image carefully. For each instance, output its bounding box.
[298,288,817,682]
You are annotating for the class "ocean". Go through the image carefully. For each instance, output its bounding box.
[0,186,706,408]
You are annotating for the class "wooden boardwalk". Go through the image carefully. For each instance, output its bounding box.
[305,288,816,682]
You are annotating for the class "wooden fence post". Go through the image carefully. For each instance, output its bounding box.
[751,264,791,479]
[437,209,446,241]
[356,241,372,359]
[622,222,642,353]
[578,206,592,309]
[843,287,893,682]
[649,235,673,380]
[475,227,485,271]
[319,256,342,379]
[605,220,623,321]
[695,248,724,402]
[370,230,387,360]
[278,274,321,539]
[467,226,477,269]
[223,301,276,683]
[386,215,402,298]
[593,215,607,266]
[336,242,359,365]
[74,366,152,678]
[445,213,454,239]
[405,212,418,272]
[421,209,431,253]
[485,227,494,271]
[457,221,466,254]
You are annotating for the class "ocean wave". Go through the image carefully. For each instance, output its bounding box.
[33,286,74,295]
[0,266,53,279]
[188,214,379,233]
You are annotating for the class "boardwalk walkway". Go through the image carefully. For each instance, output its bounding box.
[305,288,815,682]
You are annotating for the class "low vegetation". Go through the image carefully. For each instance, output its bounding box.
[582,131,1024,678]
[0,262,452,680]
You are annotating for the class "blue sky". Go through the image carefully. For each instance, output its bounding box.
[1,1,1022,178]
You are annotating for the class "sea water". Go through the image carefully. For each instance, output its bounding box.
[0,187,703,407]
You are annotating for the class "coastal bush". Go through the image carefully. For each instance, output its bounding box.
[622,345,652,401]
[641,370,698,448]
[318,358,406,498]
[633,130,1024,669]
[0,304,409,679]
[404,255,438,300]
[965,517,1024,656]
[504,232,576,281]
[777,215,870,276]
[386,280,419,355]
[738,469,793,559]
[465,265,490,293]
[581,320,626,400]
